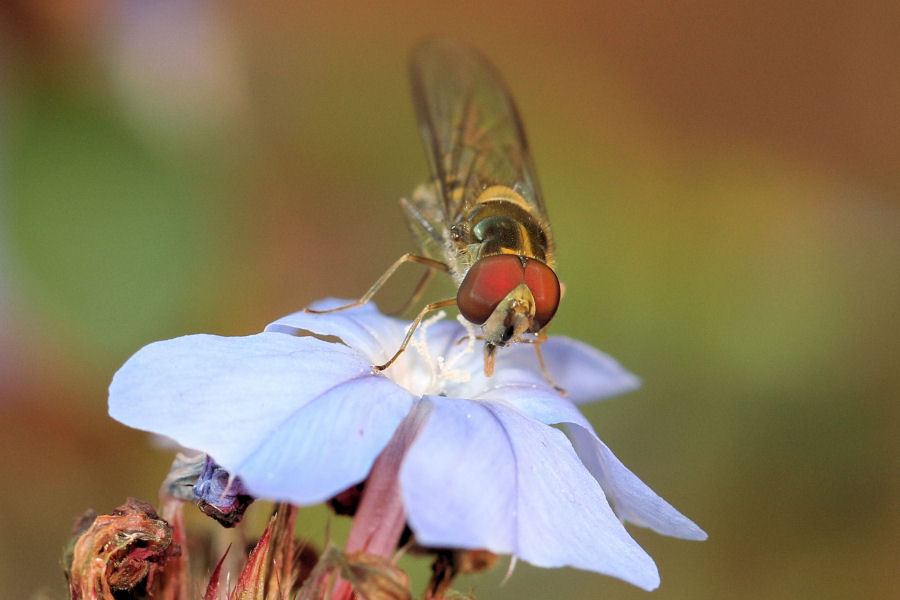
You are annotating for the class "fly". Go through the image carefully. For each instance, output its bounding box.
[308,39,561,384]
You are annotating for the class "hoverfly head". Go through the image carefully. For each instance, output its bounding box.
[457,254,560,348]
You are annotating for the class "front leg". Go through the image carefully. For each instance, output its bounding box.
[305,253,448,315]
[374,298,458,371]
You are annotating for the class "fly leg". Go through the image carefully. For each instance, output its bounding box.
[387,192,448,316]
[532,330,567,396]
[305,253,449,314]
[389,267,436,316]
[375,298,458,371]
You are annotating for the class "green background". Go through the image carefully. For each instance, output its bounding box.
[1,2,897,599]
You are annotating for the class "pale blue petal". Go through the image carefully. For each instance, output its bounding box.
[416,321,640,409]
[423,328,625,427]
[500,336,641,404]
[401,396,661,590]
[265,299,409,365]
[109,332,416,504]
[564,423,707,541]
[267,303,639,407]
[472,384,592,429]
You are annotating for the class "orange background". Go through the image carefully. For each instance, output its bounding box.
[1,2,898,598]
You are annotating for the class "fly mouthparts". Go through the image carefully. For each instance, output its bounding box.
[483,343,497,377]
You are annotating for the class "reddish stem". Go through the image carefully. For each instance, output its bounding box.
[329,402,430,600]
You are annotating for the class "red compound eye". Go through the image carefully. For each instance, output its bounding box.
[524,259,560,329]
[457,254,525,325]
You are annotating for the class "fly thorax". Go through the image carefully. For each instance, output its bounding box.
[472,215,525,257]
[469,199,549,263]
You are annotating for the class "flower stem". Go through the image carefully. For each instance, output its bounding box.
[330,401,430,600]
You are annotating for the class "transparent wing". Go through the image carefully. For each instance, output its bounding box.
[409,39,547,225]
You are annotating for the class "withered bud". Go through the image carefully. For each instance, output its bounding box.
[300,547,412,600]
[65,498,179,599]
[453,549,497,575]
[425,549,498,599]
[223,506,318,599]
[160,452,207,502]
[342,551,412,600]
[193,455,254,527]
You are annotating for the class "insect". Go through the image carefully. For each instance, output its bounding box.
[309,39,561,382]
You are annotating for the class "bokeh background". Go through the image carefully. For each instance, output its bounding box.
[2,2,898,599]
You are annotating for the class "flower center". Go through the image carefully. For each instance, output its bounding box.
[394,311,477,397]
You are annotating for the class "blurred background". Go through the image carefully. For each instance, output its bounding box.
[1,1,898,598]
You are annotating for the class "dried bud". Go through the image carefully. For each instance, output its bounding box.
[193,455,254,527]
[65,498,179,599]
[202,549,230,600]
[212,504,316,599]
[267,503,318,596]
[160,452,207,502]
[425,549,497,599]
[342,551,412,600]
[229,517,274,599]
[453,549,497,575]
[297,547,411,600]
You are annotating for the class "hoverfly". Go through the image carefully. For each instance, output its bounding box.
[309,39,561,382]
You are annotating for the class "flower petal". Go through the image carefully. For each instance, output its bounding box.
[473,384,593,429]
[564,423,707,541]
[265,299,408,365]
[401,396,661,590]
[409,320,640,408]
[109,332,416,504]
[500,336,641,404]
